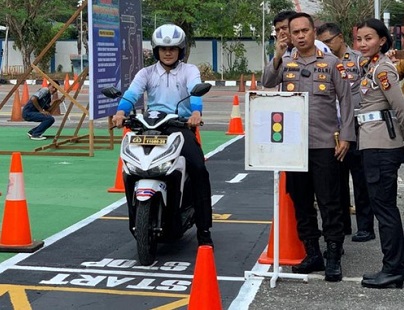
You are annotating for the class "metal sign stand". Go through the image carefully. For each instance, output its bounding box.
[245,171,308,288]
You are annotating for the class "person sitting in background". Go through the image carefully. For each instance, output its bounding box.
[22,81,60,140]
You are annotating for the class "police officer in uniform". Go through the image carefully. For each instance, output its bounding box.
[356,18,404,289]
[262,12,355,282]
[317,23,375,242]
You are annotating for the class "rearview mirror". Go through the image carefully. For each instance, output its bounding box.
[101,87,122,99]
[190,83,212,97]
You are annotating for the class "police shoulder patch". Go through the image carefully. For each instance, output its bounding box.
[377,71,391,90]
[336,63,348,79]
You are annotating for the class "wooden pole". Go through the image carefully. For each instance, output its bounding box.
[0,2,88,110]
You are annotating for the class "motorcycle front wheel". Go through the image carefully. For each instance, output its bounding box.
[135,199,159,266]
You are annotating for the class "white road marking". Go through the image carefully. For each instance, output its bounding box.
[0,136,260,308]
[9,265,244,282]
[0,197,127,274]
[211,195,224,206]
[228,258,270,310]
[226,173,248,183]
[204,135,244,159]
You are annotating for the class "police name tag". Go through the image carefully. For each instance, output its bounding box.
[130,135,168,145]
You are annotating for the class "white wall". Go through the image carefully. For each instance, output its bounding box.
[0,38,265,75]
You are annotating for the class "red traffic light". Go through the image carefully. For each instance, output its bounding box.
[271,112,284,143]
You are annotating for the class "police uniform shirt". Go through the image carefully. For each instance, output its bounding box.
[358,53,404,149]
[262,48,355,149]
[342,46,362,108]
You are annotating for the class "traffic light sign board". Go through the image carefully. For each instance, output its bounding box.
[271,112,284,143]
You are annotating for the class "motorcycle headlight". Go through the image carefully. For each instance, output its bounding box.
[128,161,173,178]
[151,135,181,164]
[150,161,173,175]
[125,162,139,175]
[122,136,140,163]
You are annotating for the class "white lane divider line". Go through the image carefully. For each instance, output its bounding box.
[226,173,248,183]
[211,195,224,206]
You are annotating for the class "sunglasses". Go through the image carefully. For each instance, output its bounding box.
[322,33,340,44]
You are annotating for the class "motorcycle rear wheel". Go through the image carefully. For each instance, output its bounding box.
[136,199,158,266]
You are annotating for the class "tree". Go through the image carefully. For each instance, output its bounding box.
[386,0,404,27]
[142,0,294,62]
[317,0,397,45]
[0,0,75,71]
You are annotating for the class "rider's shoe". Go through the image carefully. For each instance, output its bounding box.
[197,229,214,248]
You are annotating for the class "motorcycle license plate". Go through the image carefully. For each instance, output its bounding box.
[129,135,168,145]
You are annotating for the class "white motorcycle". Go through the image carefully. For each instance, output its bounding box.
[102,83,211,265]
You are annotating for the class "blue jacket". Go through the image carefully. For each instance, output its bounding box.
[118,61,203,117]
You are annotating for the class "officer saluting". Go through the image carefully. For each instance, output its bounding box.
[262,12,355,282]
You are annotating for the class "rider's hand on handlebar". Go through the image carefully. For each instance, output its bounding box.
[187,111,202,127]
[112,111,126,128]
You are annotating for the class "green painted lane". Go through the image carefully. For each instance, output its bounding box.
[0,126,235,262]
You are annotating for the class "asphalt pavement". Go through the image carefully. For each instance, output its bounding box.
[248,177,404,309]
[1,83,404,309]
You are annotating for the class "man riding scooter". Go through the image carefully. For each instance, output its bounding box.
[112,24,214,247]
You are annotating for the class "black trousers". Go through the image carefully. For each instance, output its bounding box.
[362,147,404,274]
[340,142,374,233]
[287,148,344,243]
[124,126,212,235]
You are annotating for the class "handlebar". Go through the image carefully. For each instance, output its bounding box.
[110,116,204,131]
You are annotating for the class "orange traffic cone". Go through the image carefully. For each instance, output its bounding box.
[108,157,124,193]
[41,78,48,87]
[258,172,305,265]
[226,95,244,135]
[108,127,131,193]
[0,152,44,253]
[10,89,22,122]
[249,73,257,90]
[238,74,245,92]
[51,92,62,115]
[188,245,222,310]
[72,74,79,91]
[64,73,70,92]
[195,126,202,146]
[21,81,30,106]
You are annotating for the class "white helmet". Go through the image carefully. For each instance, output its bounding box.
[151,24,186,60]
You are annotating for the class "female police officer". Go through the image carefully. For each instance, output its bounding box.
[357,18,404,289]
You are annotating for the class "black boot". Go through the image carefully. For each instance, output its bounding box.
[292,239,325,274]
[325,241,343,282]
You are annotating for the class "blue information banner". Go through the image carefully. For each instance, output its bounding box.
[88,0,142,120]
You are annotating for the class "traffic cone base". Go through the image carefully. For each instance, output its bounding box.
[0,152,44,253]
[108,157,124,193]
[188,245,222,310]
[226,118,244,135]
[0,240,44,253]
[258,172,305,266]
